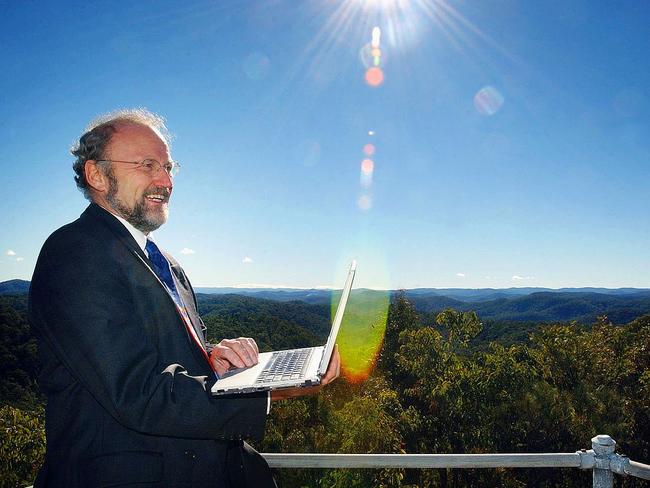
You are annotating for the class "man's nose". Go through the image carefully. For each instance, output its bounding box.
[153,165,173,189]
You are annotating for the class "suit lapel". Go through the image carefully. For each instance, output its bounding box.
[167,259,208,350]
[84,204,149,262]
[83,204,210,358]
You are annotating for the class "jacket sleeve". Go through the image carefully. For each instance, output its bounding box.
[29,231,267,441]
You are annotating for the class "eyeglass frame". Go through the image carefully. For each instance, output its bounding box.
[95,158,181,178]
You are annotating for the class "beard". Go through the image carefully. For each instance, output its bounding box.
[104,166,170,234]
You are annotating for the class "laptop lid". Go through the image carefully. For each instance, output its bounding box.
[317,260,356,376]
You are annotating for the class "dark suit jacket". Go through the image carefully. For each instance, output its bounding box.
[29,203,271,487]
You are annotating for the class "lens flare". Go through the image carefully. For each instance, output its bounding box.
[361,158,374,174]
[242,52,271,80]
[363,143,376,156]
[332,251,390,383]
[371,26,381,48]
[335,289,390,382]
[360,173,372,188]
[365,67,384,87]
[357,194,372,210]
[360,25,386,85]
[474,86,504,116]
[360,157,374,188]
[359,43,381,69]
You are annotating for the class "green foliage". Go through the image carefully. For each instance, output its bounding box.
[411,291,650,325]
[378,292,421,376]
[384,300,650,487]
[260,376,406,488]
[200,294,329,352]
[335,289,389,380]
[2,290,650,487]
[435,309,482,349]
[0,405,45,488]
[0,297,41,408]
[529,317,650,463]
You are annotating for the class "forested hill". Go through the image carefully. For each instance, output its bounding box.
[197,289,650,328]
[3,279,650,324]
[0,279,29,295]
[2,285,650,487]
[191,285,650,303]
[196,293,331,352]
[408,291,650,324]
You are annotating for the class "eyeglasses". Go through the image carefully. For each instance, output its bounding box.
[96,159,181,178]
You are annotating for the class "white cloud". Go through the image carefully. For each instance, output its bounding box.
[456,273,465,278]
[512,275,534,281]
[242,256,253,264]
[16,257,24,262]
[6,249,16,256]
[180,248,196,255]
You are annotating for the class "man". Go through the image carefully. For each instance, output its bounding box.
[29,109,340,487]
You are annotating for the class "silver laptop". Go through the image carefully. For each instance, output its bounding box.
[211,261,356,395]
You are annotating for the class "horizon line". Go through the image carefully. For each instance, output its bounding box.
[2,278,650,291]
[194,284,650,291]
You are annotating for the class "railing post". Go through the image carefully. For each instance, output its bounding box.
[591,435,616,488]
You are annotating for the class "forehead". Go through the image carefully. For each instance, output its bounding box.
[106,122,170,158]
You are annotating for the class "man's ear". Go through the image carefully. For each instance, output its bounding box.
[84,160,108,193]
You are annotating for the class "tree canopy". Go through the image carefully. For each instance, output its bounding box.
[1,292,649,487]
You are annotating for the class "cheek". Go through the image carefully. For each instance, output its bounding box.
[117,185,144,204]
[128,182,150,199]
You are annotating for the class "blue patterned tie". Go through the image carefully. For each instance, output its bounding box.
[145,239,211,369]
[145,239,182,306]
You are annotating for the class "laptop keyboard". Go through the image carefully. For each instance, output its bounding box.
[255,348,313,384]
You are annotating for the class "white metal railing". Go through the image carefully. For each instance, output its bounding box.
[25,434,650,488]
[263,452,583,469]
[262,435,650,488]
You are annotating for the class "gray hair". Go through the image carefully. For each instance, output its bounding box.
[71,108,172,200]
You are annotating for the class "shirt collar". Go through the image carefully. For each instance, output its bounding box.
[110,212,150,254]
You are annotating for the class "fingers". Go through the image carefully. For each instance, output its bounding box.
[248,337,259,355]
[320,344,340,386]
[211,339,341,391]
[210,348,234,377]
[270,346,341,401]
[210,337,259,374]
[225,337,259,367]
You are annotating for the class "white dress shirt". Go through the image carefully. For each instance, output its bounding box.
[108,210,271,413]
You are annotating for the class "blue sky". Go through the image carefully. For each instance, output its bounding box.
[1,0,648,289]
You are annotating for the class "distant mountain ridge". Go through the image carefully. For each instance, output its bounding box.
[0,279,30,295]
[192,286,650,304]
[3,279,650,325]
[418,291,650,325]
[4,279,648,300]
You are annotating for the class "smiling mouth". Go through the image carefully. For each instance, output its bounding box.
[145,194,169,204]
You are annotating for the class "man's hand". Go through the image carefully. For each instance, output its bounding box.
[271,345,341,401]
[210,337,259,377]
